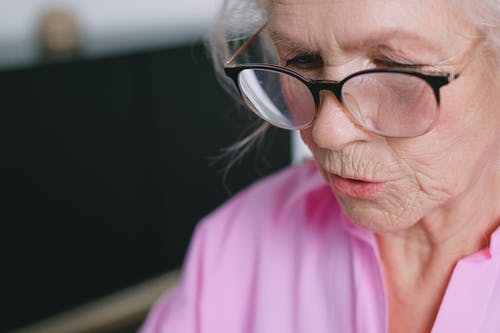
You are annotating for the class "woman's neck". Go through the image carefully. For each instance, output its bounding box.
[376,165,500,333]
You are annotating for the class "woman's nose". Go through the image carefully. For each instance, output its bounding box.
[311,91,373,151]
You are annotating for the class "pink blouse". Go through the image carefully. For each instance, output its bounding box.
[140,162,500,332]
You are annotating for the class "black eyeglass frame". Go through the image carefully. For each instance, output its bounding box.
[223,26,466,137]
[225,64,453,108]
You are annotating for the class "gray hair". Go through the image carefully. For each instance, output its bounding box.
[208,0,268,97]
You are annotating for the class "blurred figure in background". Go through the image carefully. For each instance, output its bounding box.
[40,9,80,60]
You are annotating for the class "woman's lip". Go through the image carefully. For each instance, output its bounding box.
[329,174,384,199]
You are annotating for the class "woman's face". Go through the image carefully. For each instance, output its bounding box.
[268,0,500,232]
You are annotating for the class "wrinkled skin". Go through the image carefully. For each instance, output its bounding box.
[268,0,500,331]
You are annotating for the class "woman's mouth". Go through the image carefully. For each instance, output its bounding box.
[329,174,384,199]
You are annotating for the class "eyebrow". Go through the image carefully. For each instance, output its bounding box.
[269,27,448,61]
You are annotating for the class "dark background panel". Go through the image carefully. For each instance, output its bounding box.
[0,44,290,332]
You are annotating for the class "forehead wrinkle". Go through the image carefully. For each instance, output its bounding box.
[268,1,339,54]
[268,0,473,65]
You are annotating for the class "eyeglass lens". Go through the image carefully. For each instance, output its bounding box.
[237,69,439,137]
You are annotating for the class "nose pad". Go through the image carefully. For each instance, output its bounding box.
[342,92,370,128]
[342,93,361,120]
[311,90,371,150]
[342,92,382,133]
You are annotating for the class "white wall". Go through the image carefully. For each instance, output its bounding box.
[0,0,222,68]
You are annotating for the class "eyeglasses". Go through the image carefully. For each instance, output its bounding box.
[223,28,464,138]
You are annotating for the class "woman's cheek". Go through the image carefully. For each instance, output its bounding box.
[343,176,431,231]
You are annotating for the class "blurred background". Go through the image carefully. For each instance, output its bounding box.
[1,1,291,332]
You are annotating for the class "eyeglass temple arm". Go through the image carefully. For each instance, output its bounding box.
[225,24,267,66]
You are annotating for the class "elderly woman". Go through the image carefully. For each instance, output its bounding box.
[141,0,500,332]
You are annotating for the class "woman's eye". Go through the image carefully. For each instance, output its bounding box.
[285,54,322,68]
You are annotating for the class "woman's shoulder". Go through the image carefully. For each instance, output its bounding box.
[140,163,351,332]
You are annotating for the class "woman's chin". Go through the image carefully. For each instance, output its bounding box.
[335,194,420,234]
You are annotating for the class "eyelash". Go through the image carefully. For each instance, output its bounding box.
[374,58,421,69]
